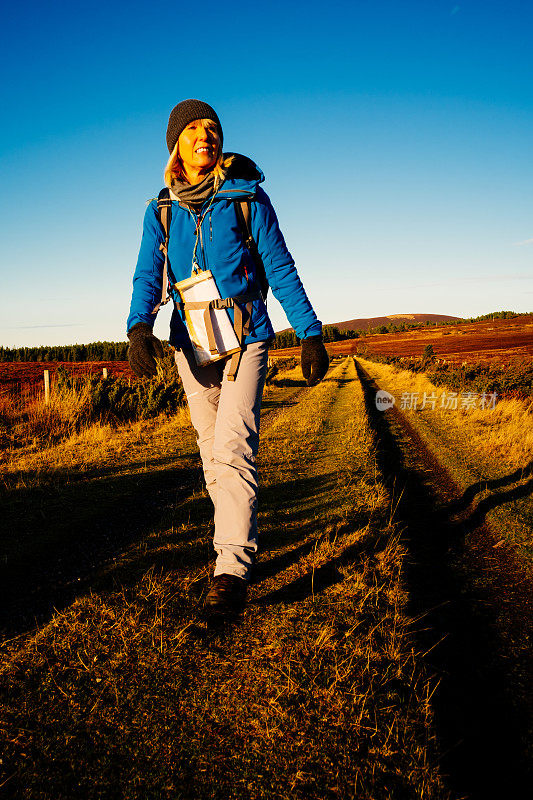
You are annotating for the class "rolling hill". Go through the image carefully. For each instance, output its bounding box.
[327,313,463,332]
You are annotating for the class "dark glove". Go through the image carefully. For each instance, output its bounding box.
[301,334,329,386]
[127,322,164,377]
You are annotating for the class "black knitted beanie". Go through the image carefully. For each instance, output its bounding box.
[166,99,223,154]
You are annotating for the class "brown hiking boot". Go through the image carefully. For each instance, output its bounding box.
[204,574,248,617]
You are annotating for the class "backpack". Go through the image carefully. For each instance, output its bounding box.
[156,188,269,303]
[153,189,268,381]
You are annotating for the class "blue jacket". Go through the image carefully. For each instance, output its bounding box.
[127,154,322,347]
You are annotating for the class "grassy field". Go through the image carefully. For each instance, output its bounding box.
[0,358,451,799]
[354,356,533,798]
[357,357,533,558]
[271,313,533,365]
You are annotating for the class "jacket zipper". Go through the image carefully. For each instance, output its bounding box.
[198,213,205,270]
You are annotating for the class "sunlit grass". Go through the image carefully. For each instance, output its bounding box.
[359,358,533,472]
[0,358,450,799]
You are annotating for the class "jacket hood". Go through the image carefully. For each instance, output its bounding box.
[216,153,265,200]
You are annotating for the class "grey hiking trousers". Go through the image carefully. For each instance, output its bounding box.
[174,341,269,581]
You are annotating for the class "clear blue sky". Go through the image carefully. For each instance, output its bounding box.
[1,0,532,347]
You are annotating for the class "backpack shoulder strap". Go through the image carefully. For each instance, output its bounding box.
[234,199,269,301]
[157,187,172,240]
[152,189,173,315]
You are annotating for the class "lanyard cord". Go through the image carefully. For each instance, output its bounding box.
[189,176,219,274]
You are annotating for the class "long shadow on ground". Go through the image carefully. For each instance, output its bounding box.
[354,359,533,799]
[1,453,359,644]
[2,452,195,489]
[0,453,208,640]
[1,368,361,642]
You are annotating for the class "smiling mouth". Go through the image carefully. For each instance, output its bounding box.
[195,147,213,154]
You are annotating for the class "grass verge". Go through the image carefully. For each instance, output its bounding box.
[358,357,533,561]
[0,359,450,799]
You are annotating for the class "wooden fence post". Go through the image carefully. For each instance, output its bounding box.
[44,370,50,405]
[103,368,108,379]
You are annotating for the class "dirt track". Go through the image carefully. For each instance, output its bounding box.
[1,359,452,800]
[2,357,532,798]
[355,358,533,799]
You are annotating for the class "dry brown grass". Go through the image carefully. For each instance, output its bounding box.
[0,381,95,453]
[0,358,451,799]
[1,407,192,490]
[358,356,533,565]
[359,358,533,472]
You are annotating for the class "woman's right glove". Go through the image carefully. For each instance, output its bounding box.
[127,322,164,377]
[301,334,329,386]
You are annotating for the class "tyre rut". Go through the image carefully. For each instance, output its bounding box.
[354,357,533,799]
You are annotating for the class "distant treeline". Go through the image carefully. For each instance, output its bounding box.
[0,341,129,363]
[0,311,526,362]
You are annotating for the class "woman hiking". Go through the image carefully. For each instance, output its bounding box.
[127,99,329,618]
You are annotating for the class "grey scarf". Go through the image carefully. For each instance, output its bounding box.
[170,172,221,211]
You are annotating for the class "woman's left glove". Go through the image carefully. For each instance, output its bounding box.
[127,322,164,377]
[301,335,329,386]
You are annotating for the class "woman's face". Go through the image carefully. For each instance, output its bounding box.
[178,119,220,178]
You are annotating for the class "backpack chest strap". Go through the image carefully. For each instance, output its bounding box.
[175,291,260,379]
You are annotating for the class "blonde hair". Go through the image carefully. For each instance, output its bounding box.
[163,118,234,187]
